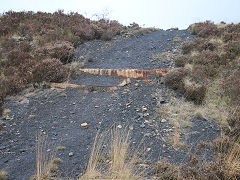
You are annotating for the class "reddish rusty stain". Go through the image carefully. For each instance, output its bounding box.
[79,68,172,79]
[142,80,152,83]
[50,83,117,91]
[50,68,172,91]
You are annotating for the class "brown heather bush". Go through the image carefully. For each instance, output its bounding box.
[190,65,211,82]
[32,58,68,83]
[0,37,18,51]
[222,24,240,42]
[165,68,207,104]
[189,21,219,38]
[7,50,33,66]
[222,69,240,105]
[0,11,125,114]
[181,38,217,55]
[19,41,32,52]
[36,41,75,64]
[0,99,3,115]
[174,55,189,67]
[181,41,194,55]
[100,30,114,41]
[0,75,25,96]
[164,68,189,92]
[184,82,207,104]
[173,21,240,141]
[154,160,179,179]
[227,106,240,138]
[223,40,240,60]
[170,21,239,107]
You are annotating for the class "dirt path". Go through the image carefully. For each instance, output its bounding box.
[0,30,220,179]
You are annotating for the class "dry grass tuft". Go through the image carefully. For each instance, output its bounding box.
[56,146,66,151]
[131,27,160,36]
[34,133,50,179]
[31,133,60,180]
[224,137,240,178]
[152,52,173,62]
[80,127,142,180]
[0,171,8,180]
[154,160,180,179]
[173,36,182,43]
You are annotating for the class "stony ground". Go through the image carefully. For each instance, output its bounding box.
[0,30,220,179]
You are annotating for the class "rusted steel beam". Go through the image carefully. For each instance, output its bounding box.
[79,68,172,79]
[50,83,118,91]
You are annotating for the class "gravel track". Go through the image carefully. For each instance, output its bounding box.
[0,30,220,179]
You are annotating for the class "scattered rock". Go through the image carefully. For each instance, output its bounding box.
[5,116,13,120]
[0,146,6,150]
[0,121,5,130]
[135,108,140,112]
[160,100,166,104]
[129,125,134,130]
[19,149,25,153]
[144,113,150,117]
[138,113,144,118]
[59,93,67,97]
[134,83,139,87]
[117,125,122,129]
[57,146,66,151]
[79,56,84,60]
[144,120,150,124]
[88,57,94,62]
[144,133,151,137]
[118,78,131,87]
[69,152,74,157]
[81,123,88,128]
[126,102,131,107]
[138,164,149,168]
[140,122,145,128]
[161,119,167,123]
[28,115,36,119]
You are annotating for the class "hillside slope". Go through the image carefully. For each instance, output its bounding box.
[0,29,222,179]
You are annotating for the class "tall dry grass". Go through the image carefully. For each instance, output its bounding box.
[31,133,60,180]
[224,137,240,178]
[80,126,142,180]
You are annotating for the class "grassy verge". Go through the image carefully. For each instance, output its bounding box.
[165,21,239,136]
[162,21,240,179]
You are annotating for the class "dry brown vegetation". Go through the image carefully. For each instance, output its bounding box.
[163,21,240,179]
[166,21,240,130]
[0,10,125,113]
[0,171,8,180]
[80,127,143,180]
[31,133,61,180]
[2,15,240,179]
